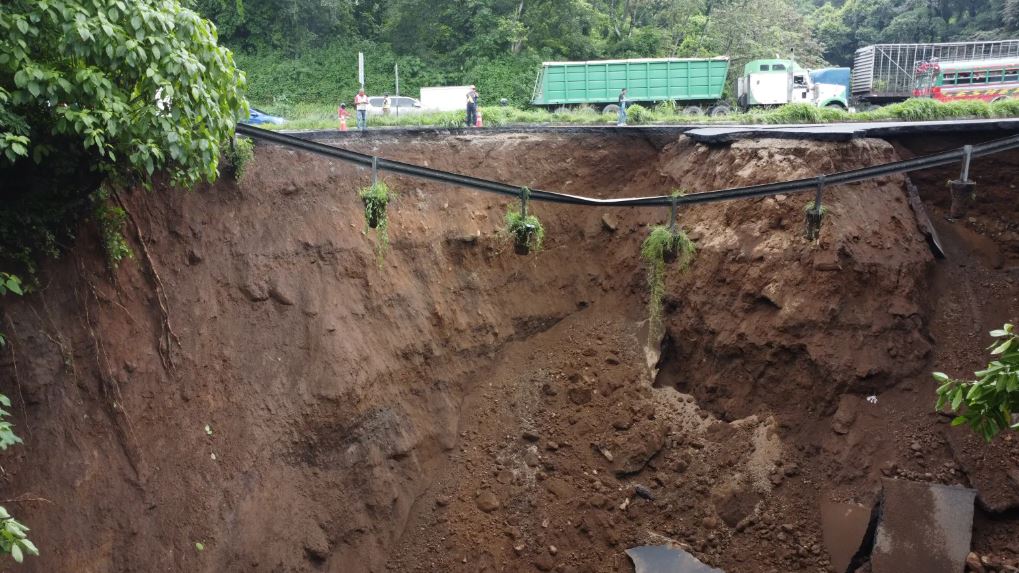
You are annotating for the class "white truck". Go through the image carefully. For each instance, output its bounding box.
[737,58,849,110]
[419,86,473,112]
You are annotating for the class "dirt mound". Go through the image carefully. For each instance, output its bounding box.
[0,131,1016,572]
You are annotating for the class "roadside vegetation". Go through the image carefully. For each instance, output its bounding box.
[254,98,1019,131]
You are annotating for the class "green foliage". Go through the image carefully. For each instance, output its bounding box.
[91,189,133,269]
[504,211,545,254]
[761,103,822,124]
[0,394,22,451]
[0,272,23,349]
[991,98,1019,118]
[0,506,37,564]
[640,225,695,335]
[221,137,254,181]
[626,104,653,125]
[504,188,544,254]
[935,324,1019,442]
[803,201,830,216]
[359,180,393,267]
[0,273,22,298]
[0,0,248,187]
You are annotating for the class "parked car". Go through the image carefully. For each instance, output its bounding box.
[242,108,286,125]
[366,96,423,115]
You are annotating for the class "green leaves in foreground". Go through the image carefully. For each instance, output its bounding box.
[0,0,248,187]
[0,507,37,564]
[935,323,1019,442]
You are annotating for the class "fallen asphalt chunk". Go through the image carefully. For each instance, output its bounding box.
[871,478,976,573]
[820,500,875,573]
[625,544,724,573]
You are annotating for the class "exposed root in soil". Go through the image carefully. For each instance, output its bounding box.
[114,190,181,373]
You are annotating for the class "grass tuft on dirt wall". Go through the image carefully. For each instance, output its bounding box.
[359,180,394,267]
[641,225,695,335]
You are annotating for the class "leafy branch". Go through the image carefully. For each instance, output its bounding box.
[935,323,1019,441]
[0,274,37,563]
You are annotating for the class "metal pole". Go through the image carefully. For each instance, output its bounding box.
[372,156,378,186]
[520,188,528,218]
[395,63,400,118]
[960,144,973,182]
[668,194,678,230]
[814,175,825,215]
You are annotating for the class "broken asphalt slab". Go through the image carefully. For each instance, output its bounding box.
[871,478,976,573]
[820,500,874,573]
[626,545,725,573]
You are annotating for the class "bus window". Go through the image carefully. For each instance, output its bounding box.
[773,64,786,71]
[987,70,1003,83]
[942,73,956,85]
[759,64,770,71]
[1005,69,1019,81]
[972,72,986,84]
[956,72,971,84]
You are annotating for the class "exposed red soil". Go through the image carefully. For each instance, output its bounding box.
[0,130,1016,573]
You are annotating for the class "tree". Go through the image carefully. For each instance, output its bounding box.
[935,324,1019,442]
[1,0,247,187]
[0,0,247,273]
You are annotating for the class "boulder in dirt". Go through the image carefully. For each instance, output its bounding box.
[476,491,501,513]
[715,487,762,529]
[871,479,976,573]
[831,395,860,435]
[601,213,618,233]
[614,422,665,477]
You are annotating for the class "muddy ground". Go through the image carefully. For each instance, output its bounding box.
[0,130,1016,572]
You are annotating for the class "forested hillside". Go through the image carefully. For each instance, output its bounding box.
[194,0,1019,107]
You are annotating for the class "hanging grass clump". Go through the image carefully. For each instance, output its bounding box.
[641,225,695,334]
[505,187,545,255]
[359,179,394,266]
[505,211,545,255]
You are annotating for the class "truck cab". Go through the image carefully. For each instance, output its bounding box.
[737,59,848,110]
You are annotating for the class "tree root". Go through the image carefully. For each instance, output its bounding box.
[112,190,181,372]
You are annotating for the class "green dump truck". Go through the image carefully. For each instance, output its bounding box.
[531,57,732,115]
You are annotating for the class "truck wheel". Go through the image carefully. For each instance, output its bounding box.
[682,106,704,116]
[602,104,620,115]
[709,105,731,117]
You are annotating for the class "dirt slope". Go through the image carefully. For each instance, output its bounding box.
[0,131,1015,573]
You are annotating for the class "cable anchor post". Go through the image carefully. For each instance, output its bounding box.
[668,194,678,232]
[805,176,825,241]
[948,145,976,220]
[371,156,379,187]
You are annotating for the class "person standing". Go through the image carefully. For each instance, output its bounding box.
[382,94,392,116]
[466,85,478,127]
[617,88,628,126]
[337,103,350,131]
[354,88,369,131]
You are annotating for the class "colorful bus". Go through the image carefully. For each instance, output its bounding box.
[913,57,1019,102]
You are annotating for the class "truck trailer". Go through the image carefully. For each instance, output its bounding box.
[531,57,731,115]
[851,40,1019,104]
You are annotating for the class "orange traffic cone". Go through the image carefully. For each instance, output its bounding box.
[476,109,483,128]
[340,116,348,131]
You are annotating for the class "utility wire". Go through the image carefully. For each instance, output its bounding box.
[236,124,1019,207]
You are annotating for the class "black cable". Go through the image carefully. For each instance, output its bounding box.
[236,124,1019,208]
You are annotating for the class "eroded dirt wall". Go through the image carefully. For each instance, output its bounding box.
[0,131,986,573]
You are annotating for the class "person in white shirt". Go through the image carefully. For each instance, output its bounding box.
[354,88,369,131]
